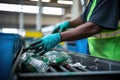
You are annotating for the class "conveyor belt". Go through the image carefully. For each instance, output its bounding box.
[13,48,120,80]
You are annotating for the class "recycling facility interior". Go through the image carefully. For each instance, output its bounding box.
[1,1,120,80]
[0,0,88,54]
[0,0,90,79]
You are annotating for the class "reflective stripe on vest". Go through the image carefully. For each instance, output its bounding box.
[89,29,120,39]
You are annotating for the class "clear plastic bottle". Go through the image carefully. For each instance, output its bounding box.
[20,51,49,73]
[44,51,72,65]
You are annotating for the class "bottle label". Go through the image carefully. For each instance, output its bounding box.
[29,57,43,70]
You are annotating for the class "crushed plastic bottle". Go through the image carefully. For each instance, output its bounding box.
[20,51,49,73]
[43,51,72,65]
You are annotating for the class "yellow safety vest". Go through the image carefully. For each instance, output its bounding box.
[87,0,120,61]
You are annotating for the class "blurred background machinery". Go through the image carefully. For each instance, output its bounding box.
[0,0,89,54]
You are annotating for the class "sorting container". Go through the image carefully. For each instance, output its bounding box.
[0,33,23,80]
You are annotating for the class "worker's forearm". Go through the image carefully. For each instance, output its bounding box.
[69,17,84,28]
[61,22,102,41]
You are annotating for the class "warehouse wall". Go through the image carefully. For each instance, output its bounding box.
[0,12,19,28]
[0,7,71,30]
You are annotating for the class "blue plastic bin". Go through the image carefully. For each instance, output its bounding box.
[75,39,89,54]
[66,41,77,52]
[0,33,23,80]
[67,39,89,55]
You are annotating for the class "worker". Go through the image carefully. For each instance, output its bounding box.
[28,0,120,61]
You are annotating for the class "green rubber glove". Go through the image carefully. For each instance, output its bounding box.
[29,33,61,54]
[52,21,70,33]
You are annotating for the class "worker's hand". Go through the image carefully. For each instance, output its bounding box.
[28,33,61,54]
[52,21,70,33]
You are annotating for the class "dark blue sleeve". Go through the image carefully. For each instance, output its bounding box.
[80,1,92,23]
[81,0,119,29]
